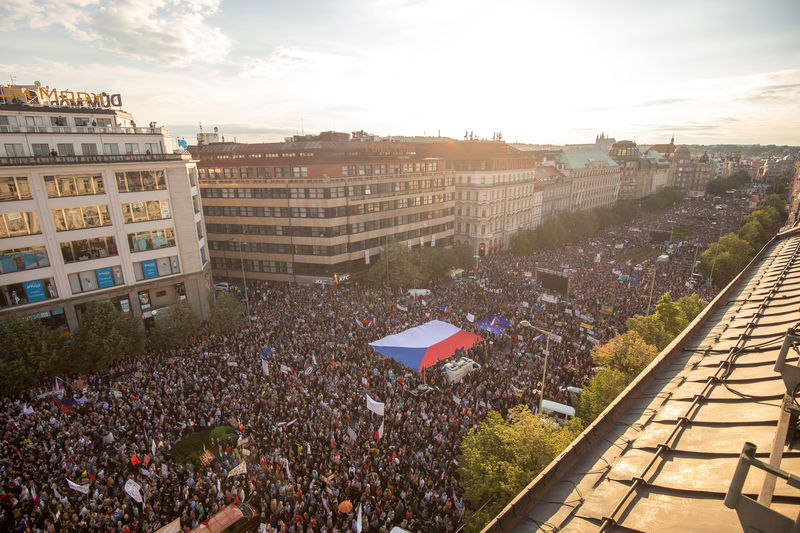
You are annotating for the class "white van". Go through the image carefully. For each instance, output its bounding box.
[405,288,431,299]
[540,399,575,422]
[443,358,481,384]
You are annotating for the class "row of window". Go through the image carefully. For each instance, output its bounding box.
[0,171,168,203]
[0,115,114,128]
[208,223,452,260]
[0,245,49,274]
[200,161,441,181]
[3,142,162,158]
[199,178,453,200]
[211,257,293,274]
[206,210,453,238]
[1,202,170,240]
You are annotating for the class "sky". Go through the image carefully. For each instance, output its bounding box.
[1,0,799,146]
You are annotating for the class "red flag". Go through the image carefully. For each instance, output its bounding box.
[374,420,384,440]
[130,454,140,466]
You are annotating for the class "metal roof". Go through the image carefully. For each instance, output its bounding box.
[486,226,800,533]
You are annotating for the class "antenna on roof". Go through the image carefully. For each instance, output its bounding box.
[199,122,203,133]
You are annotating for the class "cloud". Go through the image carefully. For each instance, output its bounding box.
[0,0,231,67]
[739,82,800,103]
[239,46,352,79]
[581,97,693,112]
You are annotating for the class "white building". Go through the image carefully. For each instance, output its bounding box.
[0,95,211,332]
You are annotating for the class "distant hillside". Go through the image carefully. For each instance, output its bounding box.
[681,145,798,158]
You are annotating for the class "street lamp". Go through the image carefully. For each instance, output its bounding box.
[520,319,554,415]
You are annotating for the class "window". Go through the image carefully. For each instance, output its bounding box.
[95,118,112,127]
[103,143,120,155]
[44,174,105,197]
[32,143,49,156]
[207,168,221,179]
[115,170,167,192]
[68,266,124,294]
[292,166,308,178]
[0,116,18,126]
[124,143,140,154]
[127,228,176,252]
[81,143,98,156]
[74,118,89,126]
[256,167,270,178]
[0,177,32,201]
[358,165,371,176]
[60,236,117,263]
[51,205,112,231]
[4,144,25,157]
[240,168,253,178]
[133,256,181,281]
[222,168,236,179]
[121,199,170,223]
[342,165,356,177]
[56,143,75,156]
[0,277,58,308]
[25,116,44,127]
[0,212,40,237]
[196,221,203,239]
[274,167,289,178]
[144,142,161,154]
[0,245,49,274]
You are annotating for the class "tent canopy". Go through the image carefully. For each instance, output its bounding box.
[369,320,482,371]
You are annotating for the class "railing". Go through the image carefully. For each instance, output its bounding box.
[0,153,192,166]
[0,125,168,135]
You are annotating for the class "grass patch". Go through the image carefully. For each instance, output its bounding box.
[672,226,696,239]
[615,247,659,265]
[171,425,237,467]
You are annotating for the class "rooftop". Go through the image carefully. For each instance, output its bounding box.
[486,225,800,532]
[557,149,620,170]
[0,153,192,167]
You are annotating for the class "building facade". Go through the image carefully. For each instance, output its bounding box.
[556,150,621,210]
[534,165,571,220]
[191,136,455,283]
[0,100,211,331]
[671,146,712,197]
[419,141,541,256]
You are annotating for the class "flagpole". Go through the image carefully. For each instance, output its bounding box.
[519,320,553,414]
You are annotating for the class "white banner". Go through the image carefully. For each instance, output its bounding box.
[396,304,408,312]
[124,479,143,503]
[366,394,385,416]
[521,301,529,308]
[357,503,363,533]
[161,464,168,477]
[587,335,600,345]
[227,461,247,478]
[280,364,290,374]
[347,427,358,442]
[466,313,475,323]
[540,293,558,304]
[262,360,269,376]
[67,479,89,494]
[154,518,181,533]
[549,333,563,344]
[420,237,424,247]
[431,233,436,247]
[365,249,370,265]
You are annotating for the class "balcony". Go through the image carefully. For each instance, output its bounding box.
[0,153,192,166]
[0,125,168,135]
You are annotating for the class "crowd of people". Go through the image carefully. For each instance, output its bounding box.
[0,195,749,533]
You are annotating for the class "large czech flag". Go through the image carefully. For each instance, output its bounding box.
[369,320,482,371]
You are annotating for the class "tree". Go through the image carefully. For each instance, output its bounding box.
[209,291,245,335]
[459,406,583,532]
[700,233,754,287]
[70,300,144,373]
[592,331,659,379]
[149,301,201,350]
[0,315,65,396]
[626,313,672,351]
[575,369,629,425]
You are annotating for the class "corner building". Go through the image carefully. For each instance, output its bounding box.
[191,136,455,283]
[0,100,211,331]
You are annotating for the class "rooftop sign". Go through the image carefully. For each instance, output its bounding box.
[0,85,122,109]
